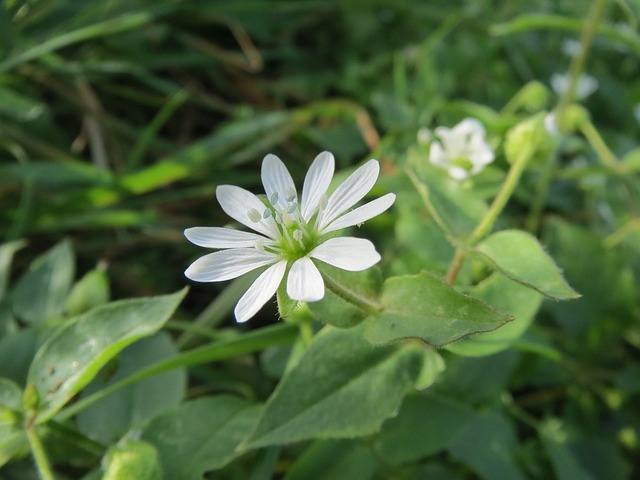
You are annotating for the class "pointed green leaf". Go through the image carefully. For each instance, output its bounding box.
[64,266,110,316]
[141,395,262,479]
[364,271,512,347]
[310,263,382,328]
[242,325,425,449]
[27,288,187,423]
[473,230,579,300]
[12,239,75,325]
[446,274,543,356]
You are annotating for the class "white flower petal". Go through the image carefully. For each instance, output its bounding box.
[185,248,278,282]
[453,118,486,137]
[310,237,381,271]
[184,227,274,249]
[448,166,469,181]
[261,154,297,210]
[234,260,287,323]
[318,159,380,231]
[322,193,395,234]
[216,185,279,239]
[300,151,335,221]
[428,142,448,167]
[286,257,324,302]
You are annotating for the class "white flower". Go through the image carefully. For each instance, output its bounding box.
[184,151,395,323]
[550,73,598,100]
[428,118,495,181]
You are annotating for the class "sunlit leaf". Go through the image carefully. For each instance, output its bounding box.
[27,288,187,423]
[473,230,579,300]
[364,271,512,347]
[242,325,425,449]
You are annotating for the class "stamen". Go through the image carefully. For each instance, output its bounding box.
[285,187,296,203]
[287,202,297,214]
[263,208,272,219]
[282,212,294,227]
[270,192,279,206]
[247,208,261,222]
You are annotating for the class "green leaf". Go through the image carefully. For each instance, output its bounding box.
[64,265,111,316]
[27,288,187,423]
[310,263,382,328]
[141,395,262,479]
[473,230,579,300]
[76,333,186,443]
[372,393,474,467]
[446,274,543,356]
[12,239,75,325]
[284,439,376,480]
[0,379,27,467]
[448,410,526,480]
[364,271,512,347]
[242,325,425,449]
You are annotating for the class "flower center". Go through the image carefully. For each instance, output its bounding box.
[250,190,325,259]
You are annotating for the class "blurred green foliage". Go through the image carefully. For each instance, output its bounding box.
[1,0,640,478]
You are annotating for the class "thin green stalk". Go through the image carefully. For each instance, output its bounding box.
[468,147,532,245]
[579,120,620,171]
[26,424,55,480]
[446,147,532,285]
[321,269,381,315]
[55,322,298,422]
[556,0,608,126]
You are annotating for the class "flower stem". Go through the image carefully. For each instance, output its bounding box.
[446,146,532,284]
[321,269,381,315]
[556,0,607,127]
[26,422,55,480]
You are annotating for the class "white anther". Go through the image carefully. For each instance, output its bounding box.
[247,208,261,222]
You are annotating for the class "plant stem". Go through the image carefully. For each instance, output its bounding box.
[579,119,620,171]
[446,147,532,284]
[26,423,55,480]
[556,0,607,126]
[321,269,381,315]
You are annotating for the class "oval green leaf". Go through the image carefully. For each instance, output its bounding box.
[473,230,580,300]
[241,325,425,449]
[27,288,187,423]
[364,271,512,347]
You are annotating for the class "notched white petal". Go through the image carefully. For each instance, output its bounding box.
[234,260,287,323]
[319,159,380,230]
[185,248,278,282]
[286,257,324,302]
[216,185,279,239]
[262,154,297,210]
[301,151,335,221]
[322,193,395,233]
[311,237,381,271]
[184,227,273,249]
